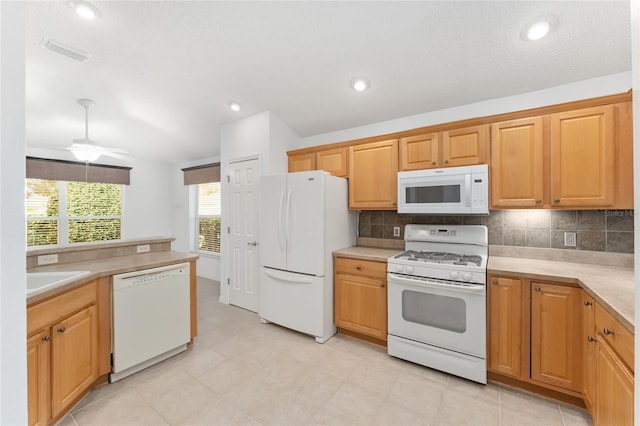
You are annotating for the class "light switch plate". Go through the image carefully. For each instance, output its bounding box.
[38,254,59,265]
[136,244,150,253]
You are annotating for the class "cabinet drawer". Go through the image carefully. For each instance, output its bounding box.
[595,303,634,372]
[334,257,387,278]
[27,280,97,336]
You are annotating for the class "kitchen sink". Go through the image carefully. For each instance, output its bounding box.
[26,271,91,295]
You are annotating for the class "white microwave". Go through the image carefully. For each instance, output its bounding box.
[397,164,489,215]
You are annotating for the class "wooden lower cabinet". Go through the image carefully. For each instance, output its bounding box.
[27,279,109,426]
[595,338,634,426]
[27,330,51,426]
[334,257,387,343]
[581,292,596,416]
[487,276,525,378]
[530,283,582,392]
[489,274,635,425]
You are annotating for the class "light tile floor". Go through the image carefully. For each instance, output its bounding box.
[58,278,593,426]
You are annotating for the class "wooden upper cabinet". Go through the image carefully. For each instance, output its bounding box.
[399,133,439,170]
[490,117,544,208]
[288,152,316,173]
[550,105,615,207]
[442,125,488,167]
[348,139,398,210]
[530,283,582,392]
[316,147,348,177]
[487,275,526,379]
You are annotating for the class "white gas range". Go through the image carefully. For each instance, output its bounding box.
[387,224,488,384]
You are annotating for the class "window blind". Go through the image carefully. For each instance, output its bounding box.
[26,157,132,185]
[182,163,220,185]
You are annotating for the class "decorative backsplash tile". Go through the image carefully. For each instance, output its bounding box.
[358,210,634,254]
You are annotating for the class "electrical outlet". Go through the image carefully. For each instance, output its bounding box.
[38,254,58,265]
[564,232,576,247]
[393,226,401,237]
[136,244,150,253]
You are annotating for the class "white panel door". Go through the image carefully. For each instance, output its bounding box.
[286,171,325,276]
[229,158,260,312]
[258,174,287,271]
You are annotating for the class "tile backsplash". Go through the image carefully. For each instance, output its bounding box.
[358,210,634,254]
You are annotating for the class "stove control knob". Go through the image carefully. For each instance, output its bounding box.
[395,264,404,273]
[462,273,472,281]
[449,271,460,280]
[406,266,414,274]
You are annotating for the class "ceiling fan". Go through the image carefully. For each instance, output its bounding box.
[67,98,128,162]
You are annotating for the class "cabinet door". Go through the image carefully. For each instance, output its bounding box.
[399,133,439,170]
[582,293,596,416]
[487,276,525,378]
[27,330,50,426]
[335,273,387,340]
[288,153,316,173]
[595,338,634,426]
[550,105,615,207]
[316,147,348,177]
[490,117,544,208]
[51,305,98,418]
[348,139,398,210]
[530,283,582,391]
[441,125,487,167]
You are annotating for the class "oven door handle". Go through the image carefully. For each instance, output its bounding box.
[388,273,485,294]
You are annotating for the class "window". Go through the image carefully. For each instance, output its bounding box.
[26,179,122,246]
[197,182,221,254]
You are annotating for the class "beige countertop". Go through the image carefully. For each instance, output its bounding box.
[333,246,403,262]
[27,251,198,305]
[489,256,635,333]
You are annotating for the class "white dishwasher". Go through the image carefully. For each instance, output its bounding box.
[110,263,191,382]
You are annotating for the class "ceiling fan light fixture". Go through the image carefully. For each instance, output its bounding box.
[350,77,370,92]
[70,144,101,162]
[68,0,99,20]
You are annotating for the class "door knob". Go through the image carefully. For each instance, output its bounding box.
[247,241,258,246]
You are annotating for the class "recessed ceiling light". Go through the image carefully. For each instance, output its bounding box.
[521,16,555,41]
[350,77,370,92]
[228,102,241,112]
[68,1,99,20]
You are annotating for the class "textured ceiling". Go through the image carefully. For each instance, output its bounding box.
[25,1,631,164]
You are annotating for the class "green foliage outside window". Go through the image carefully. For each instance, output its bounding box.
[199,217,221,253]
[26,179,122,246]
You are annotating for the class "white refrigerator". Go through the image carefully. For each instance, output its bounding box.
[259,170,356,343]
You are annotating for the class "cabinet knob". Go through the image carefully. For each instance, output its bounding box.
[57,326,66,334]
[356,265,361,270]
[603,328,614,336]
[588,336,597,342]
[534,287,541,292]
[553,198,560,203]
[379,283,385,288]
[584,300,592,306]
[444,160,449,165]
[491,279,498,285]
[42,335,51,342]
[431,161,436,166]
[535,199,542,204]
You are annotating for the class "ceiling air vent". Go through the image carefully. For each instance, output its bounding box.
[40,37,92,62]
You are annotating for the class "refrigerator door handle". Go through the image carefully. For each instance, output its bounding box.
[278,190,286,251]
[264,268,314,284]
[285,189,293,253]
